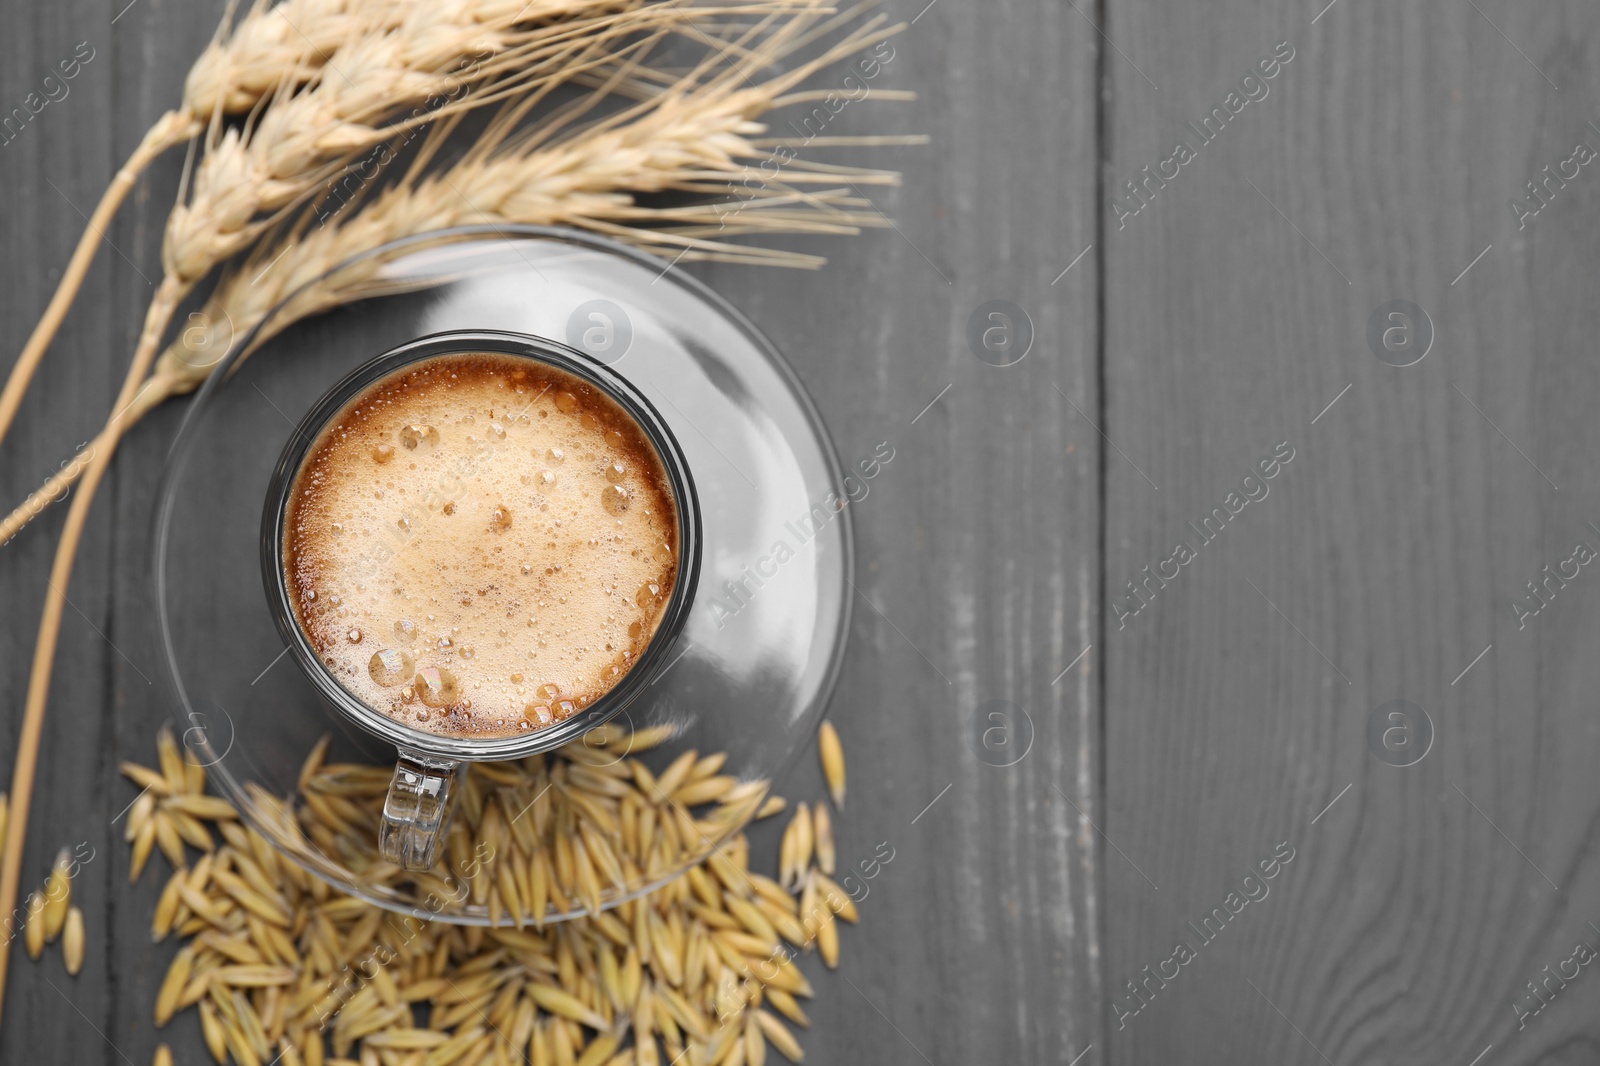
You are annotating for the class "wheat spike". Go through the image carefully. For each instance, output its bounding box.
[166,1,702,286]
[186,0,385,113]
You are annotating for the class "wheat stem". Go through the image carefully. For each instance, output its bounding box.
[0,275,184,1027]
[0,363,178,546]
[0,112,199,456]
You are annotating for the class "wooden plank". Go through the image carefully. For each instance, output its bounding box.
[698,0,1103,1059]
[0,2,128,1064]
[99,0,235,1057]
[1100,2,1600,1063]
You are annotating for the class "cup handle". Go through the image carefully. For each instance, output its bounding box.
[379,749,460,872]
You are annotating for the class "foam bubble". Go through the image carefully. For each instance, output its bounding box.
[369,648,414,686]
[399,424,439,449]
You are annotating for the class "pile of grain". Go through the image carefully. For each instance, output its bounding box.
[106,724,850,1066]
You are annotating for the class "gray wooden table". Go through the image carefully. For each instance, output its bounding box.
[2,1,1597,1063]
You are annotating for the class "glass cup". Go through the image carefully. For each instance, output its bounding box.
[259,329,701,871]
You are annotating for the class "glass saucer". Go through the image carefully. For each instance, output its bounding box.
[151,226,853,924]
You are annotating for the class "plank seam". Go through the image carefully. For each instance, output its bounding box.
[1091,0,1112,1055]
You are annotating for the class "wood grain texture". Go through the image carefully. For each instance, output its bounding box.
[1100,2,1600,1064]
[700,0,1103,1060]
[0,4,125,1065]
[101,1,229,1060]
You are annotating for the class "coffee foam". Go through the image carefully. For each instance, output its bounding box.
[282,352,680,739]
